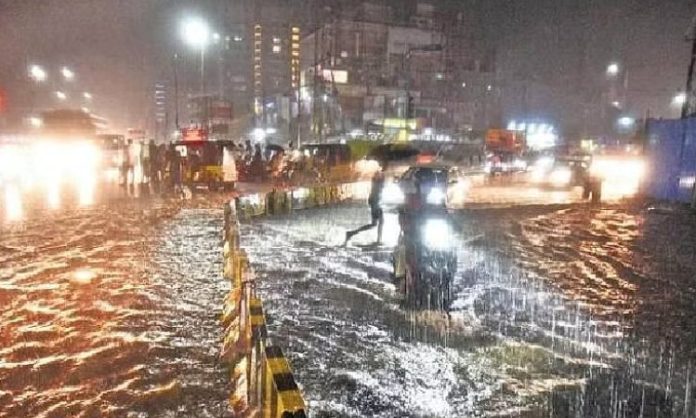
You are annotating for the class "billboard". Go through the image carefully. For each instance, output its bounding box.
[181,128,208,142]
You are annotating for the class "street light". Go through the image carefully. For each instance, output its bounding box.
[180,17,210,97]
[181,17,210,49]
[83,92,92,100]
[61,66,75,81]
[672,92,687,107]
[29,65,47,82]
[606,62,620,77]
[618,116,635,128]
[28,116,43,128]
[55,91,67,100]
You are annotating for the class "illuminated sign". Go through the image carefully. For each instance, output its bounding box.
[127,128,146,140]
[321,69,348,84]
[181,128,208,142]
[382,118,418,130]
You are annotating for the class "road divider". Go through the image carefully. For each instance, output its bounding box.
[222,183,366,417]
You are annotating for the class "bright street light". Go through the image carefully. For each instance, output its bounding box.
[606,63,620,77]
[181,17,210,49]
[83,92,92,100]
[61,66,75,80]
[29,65,47,82]
[55,91,67,100]
[180,17,211,98]
[28,116,43,128]
[618,116,635,128]
[672,92,687,107]
[251,127,266,142]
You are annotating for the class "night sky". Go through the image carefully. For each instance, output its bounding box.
[0,0,693,133]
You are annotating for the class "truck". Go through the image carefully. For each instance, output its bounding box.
[484,129,527,174]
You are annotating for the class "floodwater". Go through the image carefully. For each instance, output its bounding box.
[0,191,232,418]
[243,199,696,417]
[2,175,695,417]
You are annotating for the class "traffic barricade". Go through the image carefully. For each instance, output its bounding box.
[221,182,363,417]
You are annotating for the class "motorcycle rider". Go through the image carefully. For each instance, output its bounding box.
[392,169,445,281]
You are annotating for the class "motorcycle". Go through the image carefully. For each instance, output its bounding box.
[393,207,457,311]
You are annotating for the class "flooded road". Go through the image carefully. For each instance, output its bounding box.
[243,201,696,417]
[2,177,695,417]
[0,196,231,417]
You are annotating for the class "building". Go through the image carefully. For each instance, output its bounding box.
[153,82,167,140]
[300,1,498,141]
[204,0,306,141]
[186,95,234,138]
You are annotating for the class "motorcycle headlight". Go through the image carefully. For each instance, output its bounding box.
[382,182,404,205]
[422,218,453,250]
[426,187,446,205]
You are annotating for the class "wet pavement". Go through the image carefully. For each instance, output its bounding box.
[243,200,696,417]
[2,177,696,417]
[0,192,232,418]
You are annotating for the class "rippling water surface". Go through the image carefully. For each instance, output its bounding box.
[0,196,231,418]
[3,178,696,417]
[244,202,696,417]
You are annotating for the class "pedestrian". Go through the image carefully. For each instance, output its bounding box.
[169,144,182,193]
[128,139,139,184]
[251,143,264,180]
[345,165,386,245]
[121,139,133,186]
[140,140,150,184]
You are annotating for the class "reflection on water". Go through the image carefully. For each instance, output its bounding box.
[77,177,96,206]
[0,198,232,417]
[46,181,60,210]
[4,184,22,221]
[244,203,696,417]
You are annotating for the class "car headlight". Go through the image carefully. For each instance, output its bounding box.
[426,187,446,205]
[550,168,572,186]
[421,218,453,250]
[382,182,404,205]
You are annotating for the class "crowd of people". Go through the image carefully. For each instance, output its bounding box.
[117,139,186,192]
[113,139,339,194]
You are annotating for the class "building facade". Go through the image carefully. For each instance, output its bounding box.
[300,1,498,141]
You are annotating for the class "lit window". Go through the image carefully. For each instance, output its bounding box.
[272,45,281,53]
[234,35,243,42]
[273,37,281,44]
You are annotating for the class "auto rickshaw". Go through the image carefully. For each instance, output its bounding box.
[299,143,356,182]
[174,140,236,191]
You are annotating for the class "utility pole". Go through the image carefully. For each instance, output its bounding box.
[173,53,180,131]
[682,17,696,118]
[678,16,696,208]
[312,3,321,142]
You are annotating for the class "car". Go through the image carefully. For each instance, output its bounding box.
[530,155,603,201]
[381,163,467,208]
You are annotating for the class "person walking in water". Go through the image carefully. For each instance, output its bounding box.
[345,166,386,245]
